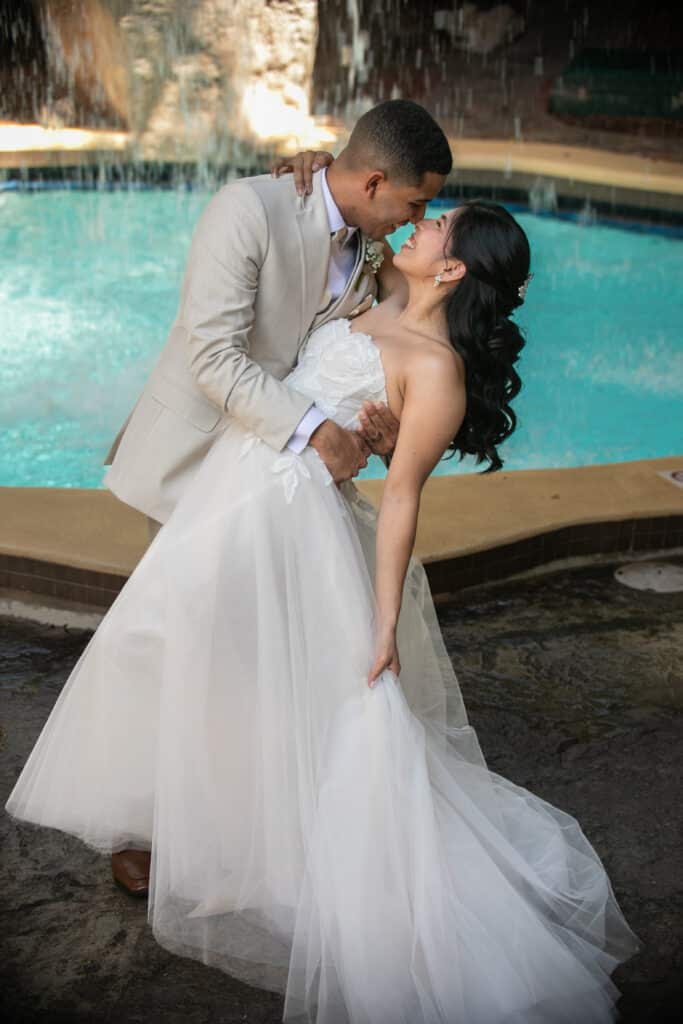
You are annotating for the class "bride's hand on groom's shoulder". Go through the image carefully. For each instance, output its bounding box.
[270,149,335,196]
[358,401,400,458]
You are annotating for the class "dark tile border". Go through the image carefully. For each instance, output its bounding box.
[424,515,683,596]
[440,175,683,231]
[1,161,683,230]
[2,514,682,610]
[0,159,267,189]
[0,553,126,609]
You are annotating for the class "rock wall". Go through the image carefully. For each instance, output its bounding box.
[35,0,319,157]
[114,0,311,158]
[313,0,524,118]
[36,0,130,128]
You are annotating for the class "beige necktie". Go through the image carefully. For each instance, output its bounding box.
[318,226,357,314]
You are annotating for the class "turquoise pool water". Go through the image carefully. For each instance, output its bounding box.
[0,189,682,488]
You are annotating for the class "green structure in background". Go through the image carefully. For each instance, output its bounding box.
[550,49,683,124]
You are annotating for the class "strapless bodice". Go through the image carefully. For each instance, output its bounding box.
[284,318,387,431]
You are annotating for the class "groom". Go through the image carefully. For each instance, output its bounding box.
[104,99,452,896]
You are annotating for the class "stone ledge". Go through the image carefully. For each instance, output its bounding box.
[448,139,683,196]
[1,456,681,607]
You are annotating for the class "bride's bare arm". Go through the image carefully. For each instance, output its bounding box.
[368,351,465,685]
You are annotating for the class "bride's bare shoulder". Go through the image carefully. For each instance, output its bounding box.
[405,336,465,391]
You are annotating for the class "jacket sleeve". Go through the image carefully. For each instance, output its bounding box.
[179,182,315,451]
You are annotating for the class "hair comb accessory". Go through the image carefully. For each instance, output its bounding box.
[517,272,534,300]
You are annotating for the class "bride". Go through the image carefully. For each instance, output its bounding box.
[5,198,639,1023]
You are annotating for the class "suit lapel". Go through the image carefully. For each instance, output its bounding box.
[343,232,367,297]
[294,176,331,344]
[294,177,377,339]
[312,232,376,329]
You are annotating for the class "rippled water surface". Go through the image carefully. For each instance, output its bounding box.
[1,189,681,487]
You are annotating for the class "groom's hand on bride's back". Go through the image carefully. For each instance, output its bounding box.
[308,420,370,483]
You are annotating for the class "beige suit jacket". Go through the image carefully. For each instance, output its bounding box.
[102,172,378,524]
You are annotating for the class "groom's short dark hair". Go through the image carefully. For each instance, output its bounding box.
[346,100,452,184]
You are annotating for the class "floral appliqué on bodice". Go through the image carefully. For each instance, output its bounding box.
[238,318,388,505]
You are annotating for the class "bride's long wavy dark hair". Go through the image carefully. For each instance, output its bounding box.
[441,199,531,473]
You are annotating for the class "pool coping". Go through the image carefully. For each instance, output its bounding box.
[1,456,681,609]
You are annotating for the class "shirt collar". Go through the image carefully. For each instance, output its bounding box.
[320,166,358,241]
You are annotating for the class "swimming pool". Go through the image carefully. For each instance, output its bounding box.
[1,189,682,487]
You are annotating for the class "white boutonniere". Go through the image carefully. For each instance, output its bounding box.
[364,240,385,275]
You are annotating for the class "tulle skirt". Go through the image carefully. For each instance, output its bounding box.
[5,419,640,1022]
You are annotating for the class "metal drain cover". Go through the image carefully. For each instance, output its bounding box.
[614,561,683,593]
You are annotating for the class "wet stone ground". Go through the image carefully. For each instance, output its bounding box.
[1,558,682,1023]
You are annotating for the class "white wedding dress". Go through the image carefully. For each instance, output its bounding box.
[6,317,639,1023]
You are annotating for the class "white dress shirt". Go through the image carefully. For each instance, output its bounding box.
[285,167,359,454]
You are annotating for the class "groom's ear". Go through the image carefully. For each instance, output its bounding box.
[365,170,387,198]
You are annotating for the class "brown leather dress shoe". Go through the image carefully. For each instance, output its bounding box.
[111,848,151,897]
